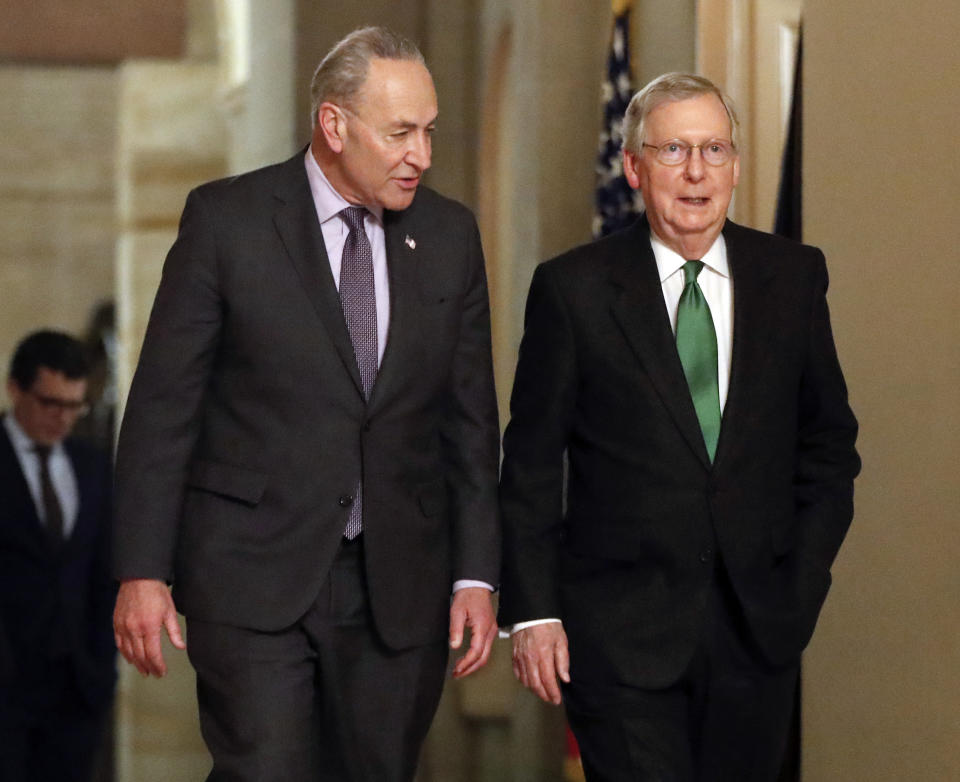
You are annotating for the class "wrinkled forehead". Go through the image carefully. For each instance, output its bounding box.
[645,93,733,138]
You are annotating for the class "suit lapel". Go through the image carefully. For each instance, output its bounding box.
[0,418,51,553]
[714,220,778,465]
[272,152,364,397]
[607,218,713,467]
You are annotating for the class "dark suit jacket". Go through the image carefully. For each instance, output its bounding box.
[498,215,860,688]
[0,420,116,714]
[113,149,500,651]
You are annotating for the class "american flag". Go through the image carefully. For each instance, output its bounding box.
[593,0,637,239]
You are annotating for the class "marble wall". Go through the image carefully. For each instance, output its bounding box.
[0,64,117,401]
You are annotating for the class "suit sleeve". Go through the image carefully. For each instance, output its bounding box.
[440,214,502,586]
[113,188,223,582]
[794,250,861,570]
[498,264,578,626]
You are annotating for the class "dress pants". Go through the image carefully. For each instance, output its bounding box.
[0,659,108,782]
[187,536,449,782]
[564,564,800,782]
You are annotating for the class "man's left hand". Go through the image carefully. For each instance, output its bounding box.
[449,587,497,678]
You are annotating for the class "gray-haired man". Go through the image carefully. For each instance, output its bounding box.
[500,73,859,781]
[113,27,500,781]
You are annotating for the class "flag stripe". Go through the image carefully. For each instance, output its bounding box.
[593,5,637,239]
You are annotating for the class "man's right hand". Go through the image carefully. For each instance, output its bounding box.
[511,621,570,705]
[113,578,186,678]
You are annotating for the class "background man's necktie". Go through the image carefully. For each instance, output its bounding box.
[34,444,64,545]
[339,206,378,539]
[675,260,722,461]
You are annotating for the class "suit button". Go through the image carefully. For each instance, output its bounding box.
[699,548,713,563]
[338,495,354,507]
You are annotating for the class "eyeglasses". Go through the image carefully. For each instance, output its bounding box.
[28,390,90,417]
[642,139,736,167]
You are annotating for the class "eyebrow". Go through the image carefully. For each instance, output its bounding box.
[390,114,438,130]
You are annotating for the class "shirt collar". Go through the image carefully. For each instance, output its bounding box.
[649,230,729,283]
[2,411,64,456]
[304,147,384,227]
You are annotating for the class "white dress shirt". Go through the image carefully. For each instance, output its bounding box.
[3,413,79,538]
[509,229,735,634]
[304,149,491,595]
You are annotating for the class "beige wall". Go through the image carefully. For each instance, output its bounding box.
[0,64,117,400]
[0,0,186,62]
[803,1,960,779]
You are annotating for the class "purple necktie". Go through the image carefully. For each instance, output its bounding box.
[338,206,377,539]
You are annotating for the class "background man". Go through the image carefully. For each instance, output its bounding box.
[0,330,115,781]
[112,27,500,782]
[499,73,860,781]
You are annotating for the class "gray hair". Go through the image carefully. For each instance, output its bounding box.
[309,26,425,127]
[622,72,740,155]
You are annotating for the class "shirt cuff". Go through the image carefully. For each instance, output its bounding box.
[452,579,495,593]
[498,617,563,639]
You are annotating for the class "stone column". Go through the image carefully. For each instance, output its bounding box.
[114,59,226,781]
[217,0,297,172]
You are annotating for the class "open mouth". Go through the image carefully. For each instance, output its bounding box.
[680,197,709,205]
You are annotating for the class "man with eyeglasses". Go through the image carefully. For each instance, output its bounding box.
[0,330,116,781]
[500,72,860,781]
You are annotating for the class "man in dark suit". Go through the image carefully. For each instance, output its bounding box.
[0,330,116,781]
[111,26,500,782]
[499,73,860,781]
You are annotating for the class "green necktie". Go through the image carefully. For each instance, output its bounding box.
[675,260,721,461]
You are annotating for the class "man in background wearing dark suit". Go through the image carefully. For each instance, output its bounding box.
[0,330,115,781]
[500,73,860,781]
[112,26,500,782]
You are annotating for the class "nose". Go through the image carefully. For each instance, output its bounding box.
[684,146,706,181]
[405,131,431,172]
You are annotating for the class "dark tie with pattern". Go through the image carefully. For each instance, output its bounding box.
[675,260,722,461]
[339,206,378,539]
[34,444,64,545]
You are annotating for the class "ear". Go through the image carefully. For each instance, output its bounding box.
[623,148,642,190]
[732,154,741,187]
[315,102,347,154]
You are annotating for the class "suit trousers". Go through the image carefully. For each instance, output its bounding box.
[0,659,108,782]
[186,536,449,782]
[564,562,799,782]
